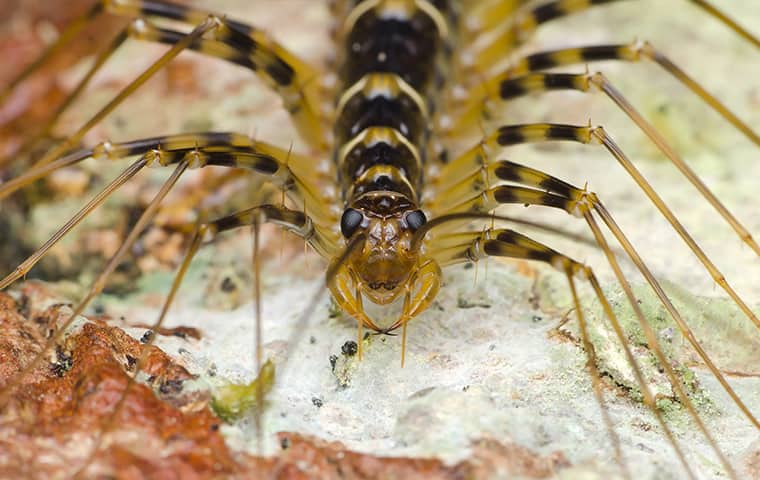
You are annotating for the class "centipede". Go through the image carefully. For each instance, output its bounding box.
[0,0,758,478]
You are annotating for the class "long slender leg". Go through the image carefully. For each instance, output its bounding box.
[0,2,106,104]
[0,159,188,410]
[687,0,760,48]
[446,42,759,146]
[461,0,627,71]
[5,14,327,168]
[425,166,760,436]
[428,122,760,331]
[428,225,739,479]
[441,73,759,254]
[19,16,222,170]
[0,132,338,290]
[74,203,320,477]
[1,0,326,157]
[128,18,325,148]
[461,0,756,74]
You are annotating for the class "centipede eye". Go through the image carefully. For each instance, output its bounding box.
[404,210,426,232]
[340,208,364,238]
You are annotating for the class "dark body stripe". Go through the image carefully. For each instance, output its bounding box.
[336,1,453,211]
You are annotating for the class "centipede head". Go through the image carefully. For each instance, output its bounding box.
[340,192,427,305]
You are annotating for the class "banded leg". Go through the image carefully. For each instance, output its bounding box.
[5,14,222,170]
[4,14,326,168]
[2,0,326,169]
[427,226,737,479]
[0,159,188,410]
[446,42,759,146]
[0,132,338,290]
[424,166,760,440]
[461,0,757,74]
[461,0,627,70]
[75,203,320,477]
[428,122,760,331]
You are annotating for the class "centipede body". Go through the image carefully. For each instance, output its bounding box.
[0,1,759,479]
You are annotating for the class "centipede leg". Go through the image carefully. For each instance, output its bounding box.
[1,1,326,160]
[475,72,760,253]
[0,132,333,290]
[427,171,756,474]
[429,224,741,479]
[74,203,319,477]
[432,165,760,413]
[461,0,756,74]
[430,122,760,330]
[448,42,758,147]
[0,2,105,104]
[0,159,188,410]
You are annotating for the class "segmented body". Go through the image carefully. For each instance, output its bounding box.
[0,1,758,479]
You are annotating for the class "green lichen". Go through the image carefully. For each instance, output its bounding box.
[211,358,275,423]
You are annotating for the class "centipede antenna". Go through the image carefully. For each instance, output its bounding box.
[73,217,207,479]
[0,159,146,290]
[0,160,188,410]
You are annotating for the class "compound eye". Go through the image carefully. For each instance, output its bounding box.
[404,209,427,232]
[340,208,364,238]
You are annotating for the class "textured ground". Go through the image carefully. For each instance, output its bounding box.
[1,1,759,479]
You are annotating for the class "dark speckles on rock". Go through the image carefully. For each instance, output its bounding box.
[50,348,73,377]
[220,276,236,293]
[329,354,338,371]
[341,340,358,357]
[280,436,290,450]
[311,396,323,408]
[159,378,184,395]
[140,330,154,344]
[125,354,137,371]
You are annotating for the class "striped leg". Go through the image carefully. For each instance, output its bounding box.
[445,44,759,145]
[424,164,760,449]
[4,14,221,170]
[427,123,760,330]
[0,159,189,410]
[461,0,628,71]
[460,0,757,74]
[74,203,321,477]
[5,16,326,167]
[1,0,325,170]
[0,132,338,290]
[426,225,737,479]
